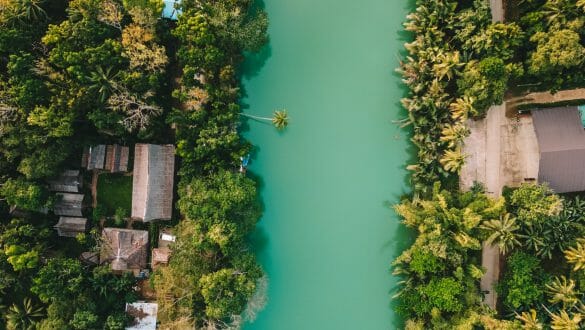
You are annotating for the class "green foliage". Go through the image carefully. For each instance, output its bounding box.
[0,177,49,211]
[70,310,98,330]
[393,183,505,323]
[4,245,38,271]
[498,252,547,312]
[32,258,85,304]
[200,268,259,319]
[508,183,562,225]
[97,174,132,215]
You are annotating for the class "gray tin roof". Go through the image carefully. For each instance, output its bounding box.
[532,106,585,193]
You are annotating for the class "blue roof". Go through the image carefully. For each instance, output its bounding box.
[162,0,181,20]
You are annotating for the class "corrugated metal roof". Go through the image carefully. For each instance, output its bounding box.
[126,302,157,330]
[532,106,585,193]
[131,144,175,222]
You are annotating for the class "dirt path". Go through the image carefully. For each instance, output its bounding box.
[91,171,98,208]
[508,88,585,110]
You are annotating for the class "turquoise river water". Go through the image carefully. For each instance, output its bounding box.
[242,1,411,329]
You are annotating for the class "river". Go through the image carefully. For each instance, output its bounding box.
[241,1,411,329]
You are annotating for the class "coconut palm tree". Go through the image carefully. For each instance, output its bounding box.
[440,123,469,148]
[240,109,289,130]
[449,96,476,121]
[19,0,47,21]
[516,309,543,330]
[566,238,585,271]
[87,66,120,103]
[547,276,579,308]
[439,147,466,173]
[549,310,582,330]
[480,213,521,255]
[5,298,44,330]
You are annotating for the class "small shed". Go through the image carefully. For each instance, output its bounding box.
[105,144,130,173]
[125,302,158,330]
[54,193,84,217]
[87,145,107,170]
[131,144,175,222]
[532,106,585,193]
[48,170,83,193]
[54,217,88,237]
[100,228,148,272]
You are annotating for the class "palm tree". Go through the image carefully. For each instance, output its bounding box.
[480,213,521,255]
[5,298,44,330]
[440,123,469,149]
[87,66,120,103]
[549,310,582,330]
[516,309,543,330]
[449,96,476,121]
[439,147,466,173]
[240,109,289,130]
[19,0,47,22]
[565,238,585,271]
[546,276,579,308]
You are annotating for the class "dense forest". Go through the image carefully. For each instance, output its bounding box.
[396,0,585,329]
[0,0,269,329]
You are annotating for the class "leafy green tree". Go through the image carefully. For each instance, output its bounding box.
[528,29,585,88]
[178,170,261,250]
[200,267,259,320]
[4,245,38,271]
[0,177,49,211]
[31,258,85,303]
[70,310,98,330]
[508,183,562,225]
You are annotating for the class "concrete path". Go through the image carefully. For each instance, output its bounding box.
[490,0,504,22]
[460,103,540,309]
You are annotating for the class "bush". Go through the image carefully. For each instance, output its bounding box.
[497,251,547,311]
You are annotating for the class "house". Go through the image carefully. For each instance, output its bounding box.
[100,228,148,272]
[531,106,585,193]
[131,144,175,222]
[125,302,158,330]
[54,193,84,217]
[86,145,107,170]
[48,170,82,193]
[54,217,88,237]
[105,144,130,173]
